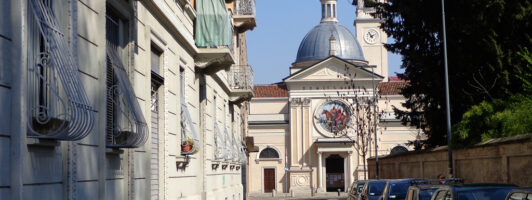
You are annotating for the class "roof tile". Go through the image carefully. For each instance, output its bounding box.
[253,84,289,98]
[378,81,408,95]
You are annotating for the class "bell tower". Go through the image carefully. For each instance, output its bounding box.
[354,0,389,81]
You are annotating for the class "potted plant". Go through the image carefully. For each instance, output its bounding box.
[181,138,194,153]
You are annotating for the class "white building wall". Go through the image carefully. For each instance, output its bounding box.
[1,0,251,199]
[202,74,244,200]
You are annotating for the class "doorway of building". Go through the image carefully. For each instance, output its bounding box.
[326,154,345,192]
[264,168,275,193]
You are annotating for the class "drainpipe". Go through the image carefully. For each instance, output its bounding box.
[371,66,379,179]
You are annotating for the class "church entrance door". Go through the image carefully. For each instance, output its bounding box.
[326,154,345,192]
[264,168,275,193]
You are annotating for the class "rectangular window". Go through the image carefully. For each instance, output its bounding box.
[327,4,331,17]
[151,45,162,75]
[105,6,147,148]
[28,0,54,136]
[106,9,120,143]
[179,67,199,155]
[180,67,185,101]
[322,4,325,18]
[333,4,336,17]
[27,0,94,139]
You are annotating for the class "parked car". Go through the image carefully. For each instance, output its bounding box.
[406,185,445,200]
[360,180,388,200]
[405,179,463,200]
[430,183,518,200]
[349,180,368,200]
[505,188,532,200]
[381,179,426,200]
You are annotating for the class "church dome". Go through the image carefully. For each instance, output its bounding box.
[295,22,365,63]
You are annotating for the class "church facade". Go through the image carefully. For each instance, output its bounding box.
[247,0,421,196]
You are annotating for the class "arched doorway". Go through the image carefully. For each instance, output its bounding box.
[325,154,344,192]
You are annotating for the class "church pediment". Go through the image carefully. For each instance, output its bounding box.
[284,56,383,82]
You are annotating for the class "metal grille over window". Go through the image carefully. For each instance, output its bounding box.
[223,125,233,160]
[233,132,241,162]
[27,0,94,140]
[235,130,246,163]
[180,68,200,155]
[226,126,237,161]
[105,42,148,148]
[259,147,280,159]
[214,122,227,160]
[235,0,256,15]
[239,145,247,163]
[180,103,200,155]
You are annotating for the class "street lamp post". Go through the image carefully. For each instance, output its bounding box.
[371,65,379,179]
[441,0,453,178]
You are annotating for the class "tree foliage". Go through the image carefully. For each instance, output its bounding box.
[374,0,532,147]
[453,48,532,146]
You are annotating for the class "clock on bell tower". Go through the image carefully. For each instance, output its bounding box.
[354,0,389,81]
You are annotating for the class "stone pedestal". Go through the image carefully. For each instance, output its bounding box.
[288,167,313,196]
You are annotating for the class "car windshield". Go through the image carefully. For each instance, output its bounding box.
[389,182,411,197]
[419,189,437,200]
[369,181,387,196]
[456,187,515,200]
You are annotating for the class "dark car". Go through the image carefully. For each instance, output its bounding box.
[505,188,532,200]
[406,185,445,200]
[360,180,388,200]
[349,180,368,200]
[381,179,426,200]
[430,183,518,200]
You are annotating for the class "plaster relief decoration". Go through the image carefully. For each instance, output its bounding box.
[290,98,311,107]
[308,65,346,79]
[290,175,310,187]
[314,100,352,137]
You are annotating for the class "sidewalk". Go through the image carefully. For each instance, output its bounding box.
[248,192,348,200]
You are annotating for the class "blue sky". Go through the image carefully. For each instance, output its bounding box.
[246,0,403,84]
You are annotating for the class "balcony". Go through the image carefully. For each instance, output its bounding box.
[233,0,256,32]
[195,46,235,71]
[228,65,254,101]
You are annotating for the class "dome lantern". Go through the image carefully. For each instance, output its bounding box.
[321,0,338,23]
[293,0,366,66]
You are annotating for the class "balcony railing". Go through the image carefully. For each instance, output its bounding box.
[229,65,253,91]
[235,0,255,15]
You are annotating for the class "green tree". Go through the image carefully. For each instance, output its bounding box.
[374,0,532,147]
[453,48,532,146]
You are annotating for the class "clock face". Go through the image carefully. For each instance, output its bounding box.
[364,29,380,44]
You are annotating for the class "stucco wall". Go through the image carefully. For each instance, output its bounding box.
[367,135,532,186]
[248,130,289,194]
[2,0,250,199]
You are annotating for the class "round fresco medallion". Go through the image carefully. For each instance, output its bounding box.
[314,100,352,136]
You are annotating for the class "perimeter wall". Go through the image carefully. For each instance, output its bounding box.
[367,134,532,186]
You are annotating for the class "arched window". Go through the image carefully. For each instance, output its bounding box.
[259,147,280,159]
[390,146,409,155]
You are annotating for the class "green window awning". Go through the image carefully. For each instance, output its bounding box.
[195,0,233,47]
